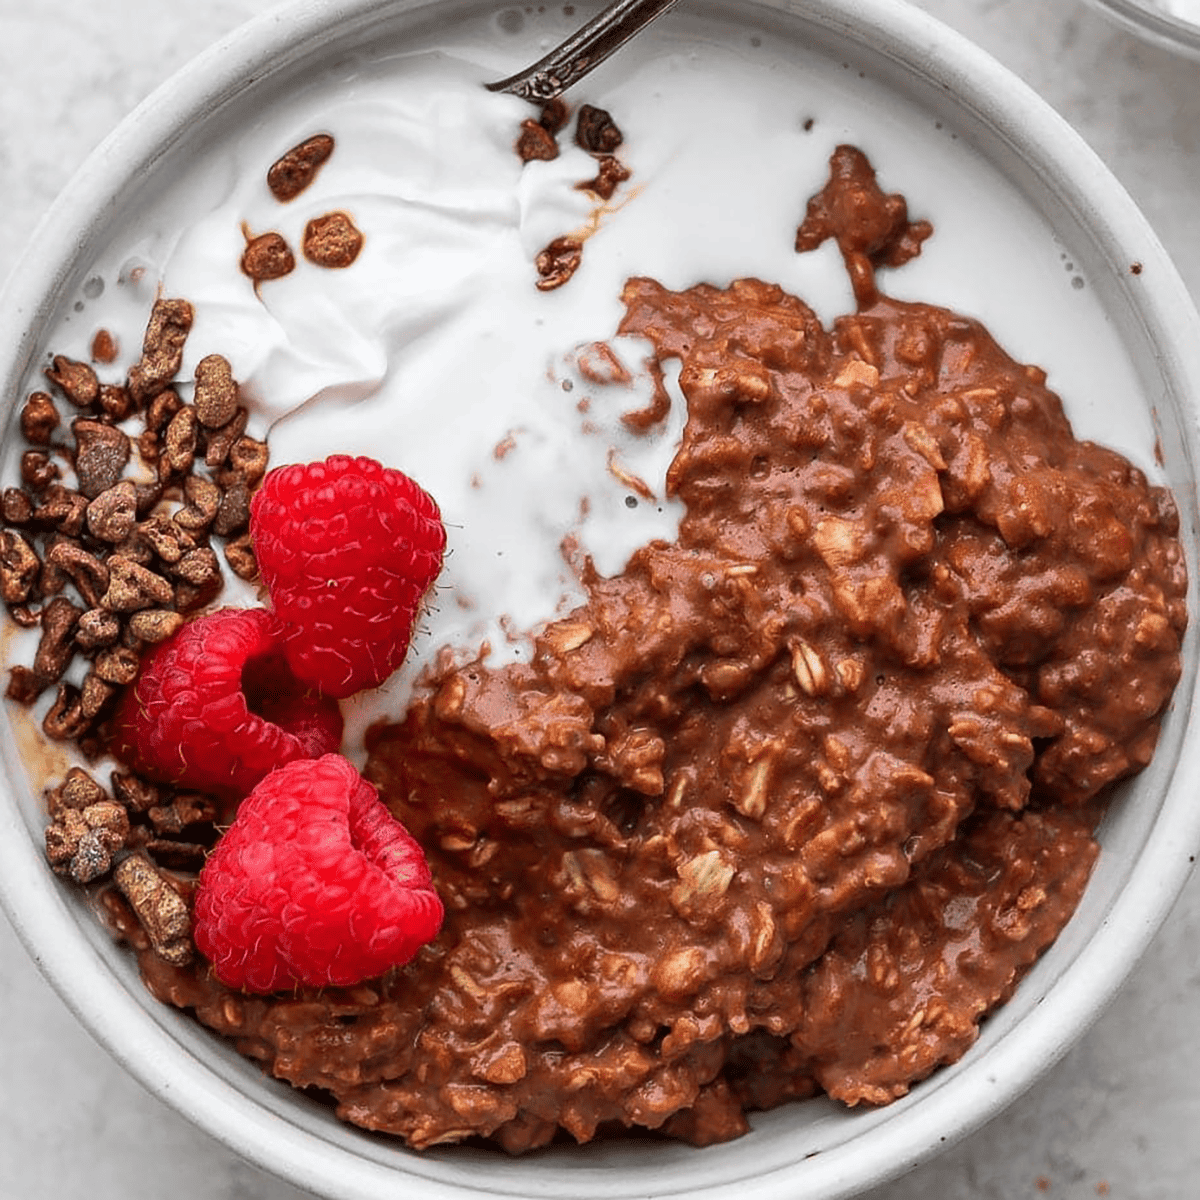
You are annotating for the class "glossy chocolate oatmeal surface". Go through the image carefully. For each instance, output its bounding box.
[129,148,1185,1153]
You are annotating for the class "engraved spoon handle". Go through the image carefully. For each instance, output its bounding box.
[486,0,682,101]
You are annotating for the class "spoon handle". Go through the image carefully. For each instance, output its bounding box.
[486,0,682,101]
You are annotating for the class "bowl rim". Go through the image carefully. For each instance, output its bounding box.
[2,1,1200,1198]
[1084,0,1200,59]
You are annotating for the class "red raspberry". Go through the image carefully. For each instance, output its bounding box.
[249,455,446,699]
[193,753,443,992]
[110,607,343,803]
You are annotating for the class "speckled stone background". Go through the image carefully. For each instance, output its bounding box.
[0,1,1197,1197]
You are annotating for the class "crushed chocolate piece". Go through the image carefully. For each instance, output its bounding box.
[159,405,198,479]
[302,211,364,268]
[241,230,296,282]
[147,792,215,836]
[21,450,60,492]
[85,479,138,544]
[100,556,174,613]
[145,388,183,434]
[2,488,33,526]
[539,97,570,135]
[45,800,130,883]
[174,475,222,534]
[45,356,100,409]
[53,767,108,813]
[578,154,630,201]
[127,298,194,404]
[173,578,223,614]
[575,103,624,154]
[267,133,335,202]
[20,392,60,444]
[32,485,87,537]
[110,527,155,567]
[212,479,250,537]
[75,608,122,651]
[133,480,164,518]
[193,355,239,429]
[93,645,141,686]
[72,418,131,499]
[535,236,584,291]
[45,542,109,609]
[31,596,83,692]
[203,407,249,469]
[134,836,207,870]
[8,604,41,629]
[138,514,195,565]
[223,533,259,581]
[171,546,221,589]
[32,557,65,604]
[516,119,560,163]
[42,682,90,741]
[91,329,118,364]
[113,854,193,967]
[0,530,40,605]
[227,436,269,484]
[98,384,135,423]
[127,608,184,645]
[5,666,41,704]
[80,670,116,719]
[111,771,162,814]
[135,429,160,466]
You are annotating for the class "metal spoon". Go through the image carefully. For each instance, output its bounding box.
[486,0,682,102]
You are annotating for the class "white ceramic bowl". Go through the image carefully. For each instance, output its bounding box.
[1084,0,1200,59]
[2,2,1200,1199]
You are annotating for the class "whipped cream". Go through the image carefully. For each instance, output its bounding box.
[26,4,1158,756]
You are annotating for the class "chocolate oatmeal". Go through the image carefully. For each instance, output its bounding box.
[114,149,1184,1153]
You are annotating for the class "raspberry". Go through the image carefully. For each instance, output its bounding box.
[250,455,446,699]
[110,607,342,803]
[193,754,443,992]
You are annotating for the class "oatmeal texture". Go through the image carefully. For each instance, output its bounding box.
[132,149,1185,1153]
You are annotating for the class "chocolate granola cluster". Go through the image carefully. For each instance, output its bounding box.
[240,134,364,283]
[3,301,265,731]
[515,101,633,291]
[1,296,269,944]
